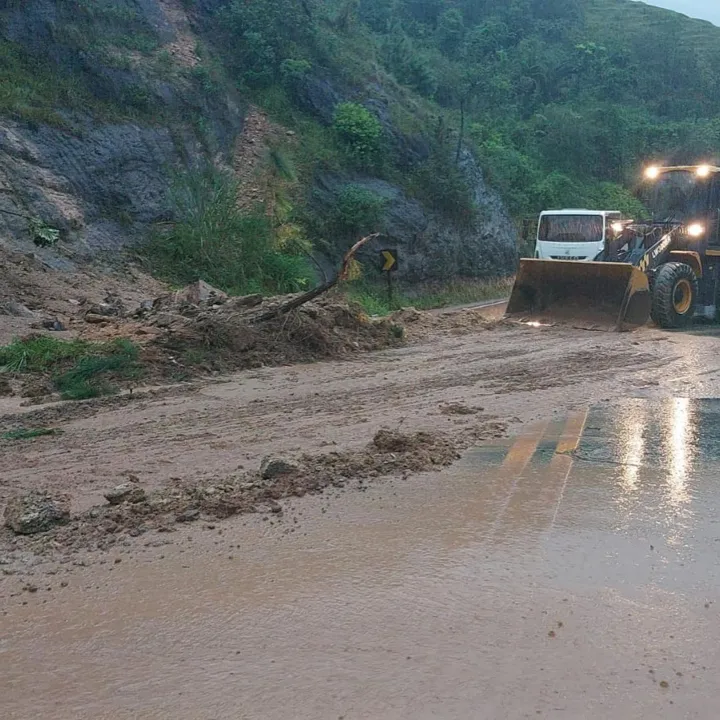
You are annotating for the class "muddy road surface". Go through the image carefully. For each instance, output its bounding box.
[3,318,720,718]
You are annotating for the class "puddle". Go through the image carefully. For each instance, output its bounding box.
[2,399,720,719]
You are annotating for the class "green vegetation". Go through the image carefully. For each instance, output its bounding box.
[333,102,383,164]
[0,336,142,400]
[2,428,60,441]
[4,0,720,304]
[0,40,88,127]
[142,169,312,295]
[346,277,515,316]
[207,0,720,220]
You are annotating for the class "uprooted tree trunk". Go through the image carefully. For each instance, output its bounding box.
[250,233,379,324]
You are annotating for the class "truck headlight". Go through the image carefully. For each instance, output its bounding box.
[611,222,625,234]
[687,223,705,238]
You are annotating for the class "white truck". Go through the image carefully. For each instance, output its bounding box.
[534,209,624,261]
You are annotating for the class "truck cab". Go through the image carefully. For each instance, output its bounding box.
[535,210,622,261]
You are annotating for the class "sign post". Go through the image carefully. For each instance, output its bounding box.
[380,249,398,307]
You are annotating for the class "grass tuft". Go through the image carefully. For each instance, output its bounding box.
[345,277,514,317]
[2,428,60,441]
[0,336,143,401]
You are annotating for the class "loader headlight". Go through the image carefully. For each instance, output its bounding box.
[645,166,660,180]
[611,221,625,234]
[687,223,705,238]
[696,165,711,178]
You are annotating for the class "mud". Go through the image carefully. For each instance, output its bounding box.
[1,427,500,556]
[0,315,705,544]
[4,398,720,719]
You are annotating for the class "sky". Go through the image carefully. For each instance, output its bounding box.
[640,0,720,25]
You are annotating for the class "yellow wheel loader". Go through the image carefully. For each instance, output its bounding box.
[507,165,720,330]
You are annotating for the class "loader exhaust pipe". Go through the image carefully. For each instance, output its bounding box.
[506,259,652,330]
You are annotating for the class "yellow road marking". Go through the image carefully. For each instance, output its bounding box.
[556,410,588,455]
[501,422,549,474]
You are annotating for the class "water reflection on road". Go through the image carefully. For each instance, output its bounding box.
[3,399,720,719]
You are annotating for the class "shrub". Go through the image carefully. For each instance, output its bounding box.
[142,169,312,295]
[331,185,387,237]
[333,102,382,163]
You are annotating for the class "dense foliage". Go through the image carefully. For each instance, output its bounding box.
[210,0,720,217]
[4,0,720,294]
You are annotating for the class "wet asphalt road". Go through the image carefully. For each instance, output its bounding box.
[3,398,720,718]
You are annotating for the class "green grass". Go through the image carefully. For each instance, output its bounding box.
[0,336,92,373]
[345,277,515,317]
[0,336,143,401]
[2,428,60,441]
[141,168,313,296]
[54,339,142,400]
[0,40,85,127]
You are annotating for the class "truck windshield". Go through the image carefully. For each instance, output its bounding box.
[538,215,603,243]
[642,171,710,223]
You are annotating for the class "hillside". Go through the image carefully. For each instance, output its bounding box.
[2,0,720,295]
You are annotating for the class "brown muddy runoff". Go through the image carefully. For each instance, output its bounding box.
[3,397,720,719]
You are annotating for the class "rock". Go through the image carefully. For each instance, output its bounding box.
[176,508,200,523]
[230,293,263,309]
[4,492,71,535]
[84,313,110,324]
[176,280,227,306]
[152,313,176,329]
[42,319,67,332]
[1,300,35,318]
[260,457,300,480]
[86,302,120,318]
[104,483,146,505]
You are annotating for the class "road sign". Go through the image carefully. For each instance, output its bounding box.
[381,249,398,273]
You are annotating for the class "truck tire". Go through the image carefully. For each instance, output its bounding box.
[650,262,698,329]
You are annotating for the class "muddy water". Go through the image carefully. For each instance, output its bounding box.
[3,399,720,719]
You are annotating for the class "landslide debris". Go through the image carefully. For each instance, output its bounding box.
[0,280,406,400]
[142,288,405,373]
[3,425,505,554]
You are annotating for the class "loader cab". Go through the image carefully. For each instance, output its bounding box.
[641,165,720,248]
[535,210,621,261]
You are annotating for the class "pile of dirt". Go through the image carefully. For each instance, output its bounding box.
[0,244,165,345]
[1,276,406,399]
[2,426,504,554]
[392,306,514,340]
[139,288,405,373]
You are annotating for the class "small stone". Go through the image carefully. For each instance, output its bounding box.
[1,301,35,318]
[42,319,66,332]
[260,457,300,480]
[23,584,38,593]
[176,280,227,305]
[176,508,200,523]
[86,302,119,318]
[660,681,669,689]
[4,492,71,535]
[104,484,146,505]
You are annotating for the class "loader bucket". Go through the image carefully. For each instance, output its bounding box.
[506,259,651,330]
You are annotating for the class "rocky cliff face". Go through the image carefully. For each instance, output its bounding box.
[0,0,517,280]
[0,0,244,266]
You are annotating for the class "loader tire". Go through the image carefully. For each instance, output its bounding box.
[650,262,698,329]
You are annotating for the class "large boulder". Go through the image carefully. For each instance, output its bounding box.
[4,492,71,535]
